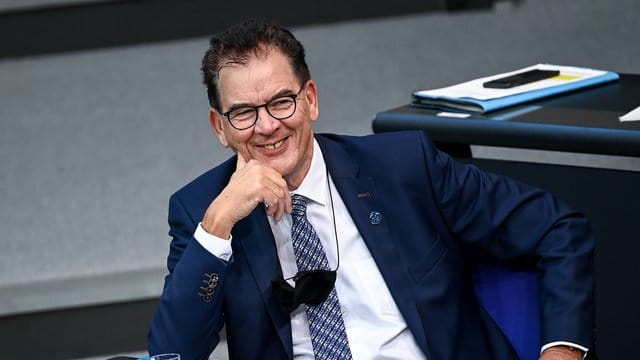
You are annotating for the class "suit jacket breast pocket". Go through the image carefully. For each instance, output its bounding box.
[408,237,448,284]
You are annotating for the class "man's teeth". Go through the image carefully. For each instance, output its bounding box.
[263,139,285,150]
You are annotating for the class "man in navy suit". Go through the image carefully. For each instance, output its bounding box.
[148,20,593,360]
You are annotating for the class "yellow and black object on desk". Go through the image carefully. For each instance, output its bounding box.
[412,64,619,114]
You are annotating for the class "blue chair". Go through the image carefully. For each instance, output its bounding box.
[473,262,540,360]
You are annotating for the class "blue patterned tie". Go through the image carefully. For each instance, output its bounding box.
[290,194,353,360]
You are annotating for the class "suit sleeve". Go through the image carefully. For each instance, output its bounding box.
[148,193,228,360]
[417,132,595,349]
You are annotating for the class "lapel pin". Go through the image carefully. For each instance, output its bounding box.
[369,211,383,225]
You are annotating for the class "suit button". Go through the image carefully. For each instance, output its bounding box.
[199,272,219,303]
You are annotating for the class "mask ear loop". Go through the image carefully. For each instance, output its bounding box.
[271,168,341,312]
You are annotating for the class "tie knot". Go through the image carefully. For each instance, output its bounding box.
[290,194,308,218]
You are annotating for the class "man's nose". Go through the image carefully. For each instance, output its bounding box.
[253,106,280,134]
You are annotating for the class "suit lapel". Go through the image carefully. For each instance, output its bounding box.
[233,209,294,358]
[215,156,293,357]
[317,135,429,354]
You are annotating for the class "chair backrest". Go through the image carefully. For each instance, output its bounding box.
[472,262,540,360]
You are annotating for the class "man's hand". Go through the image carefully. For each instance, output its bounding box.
[540,345,584,360]
[201,155,292,239]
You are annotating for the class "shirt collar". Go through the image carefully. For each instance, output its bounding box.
[292,139,327,207]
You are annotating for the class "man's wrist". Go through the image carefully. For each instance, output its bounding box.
[194,222,233,261]
[542,345,585,359]
[201,209,234,239]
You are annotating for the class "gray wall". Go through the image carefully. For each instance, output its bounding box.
[1,0,639,314]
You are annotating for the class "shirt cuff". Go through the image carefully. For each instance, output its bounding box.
[541,341,589,359]
[194,222,233,261]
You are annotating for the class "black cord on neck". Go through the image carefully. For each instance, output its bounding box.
[327,168,341,273]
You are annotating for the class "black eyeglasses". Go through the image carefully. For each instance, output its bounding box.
[222,86,305,130]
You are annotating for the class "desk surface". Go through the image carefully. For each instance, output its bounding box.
[373,74,640,157]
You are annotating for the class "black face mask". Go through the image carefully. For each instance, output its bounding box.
[272,269,337,313]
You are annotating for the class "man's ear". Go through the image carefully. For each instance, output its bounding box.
[305,80,320,122]
[209,108,230,148]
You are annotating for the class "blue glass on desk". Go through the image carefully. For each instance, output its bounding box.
[144,354,180,360]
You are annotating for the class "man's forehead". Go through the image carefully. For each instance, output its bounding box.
[217,49,297,98]
[218,46,283,72]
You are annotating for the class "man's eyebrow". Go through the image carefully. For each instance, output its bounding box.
[225,101,254,113]
[225,88,297,113]
[268,88,297,100]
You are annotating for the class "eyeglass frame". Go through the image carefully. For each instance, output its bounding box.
[221,85,306,130]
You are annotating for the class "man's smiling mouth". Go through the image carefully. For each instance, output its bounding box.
[263,138,285,150]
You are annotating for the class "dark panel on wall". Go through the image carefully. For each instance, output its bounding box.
[0,0,494,59]
[0,299,158,359]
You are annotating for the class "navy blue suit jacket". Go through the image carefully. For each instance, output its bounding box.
[148,131,594,360]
